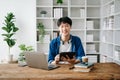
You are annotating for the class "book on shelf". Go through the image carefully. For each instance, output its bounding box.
[103,20,107,29]
[102,36,106,42]
[87,56,98,63]
[53,8,63,18]
[86,50,97,54]
[73,66,93,72]
[109,4,114,15]
[108,18,114,29]
[86,34,93,42]
[87,44,95,50]
[115,51,120,60]
[53,31,59,38]
[74,62,94,68]
[80,9,85,18]
[86,21,94,29]
[86,44,97,54]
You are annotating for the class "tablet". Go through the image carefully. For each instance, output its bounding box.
[59,52,76,61]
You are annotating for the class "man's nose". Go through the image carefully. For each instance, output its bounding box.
[63,26,67,30]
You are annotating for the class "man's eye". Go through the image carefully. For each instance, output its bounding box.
[61,26,63,28]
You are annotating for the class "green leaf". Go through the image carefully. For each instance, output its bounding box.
[13,27,19,32]
[57,0,63,4]
[4,38,16,47]
[5,12,15,22]
[18,44,34,52]
[37,22,46,42]
[2,27,7,31]
[26,46,34,51]
[3,23,13,33]
[19,52,25,56]
[18,44,27,51]
[9,39,16,47]
[2,27,11,33]
[2,33,14,38]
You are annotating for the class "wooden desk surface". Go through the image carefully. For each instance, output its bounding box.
[0,62,120,80]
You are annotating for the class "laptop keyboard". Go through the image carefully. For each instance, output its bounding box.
[48,64,59,70]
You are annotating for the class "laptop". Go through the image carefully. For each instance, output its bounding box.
[24,52,60,70]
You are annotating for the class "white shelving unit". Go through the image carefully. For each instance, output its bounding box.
[100,0,120,64]
[86,0,100,63]
[36,0,101,63]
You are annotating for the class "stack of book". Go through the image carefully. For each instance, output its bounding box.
[73,62,94,72]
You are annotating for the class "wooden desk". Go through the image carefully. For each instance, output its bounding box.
[0,63,120,80]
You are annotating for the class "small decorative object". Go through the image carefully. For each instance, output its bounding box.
[18,44,34,66]
[40,11,47,17]
[37,22,45,43]
[57,0,63,4]
[1,12,19,63]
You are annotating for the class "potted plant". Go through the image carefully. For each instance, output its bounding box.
[18,44,34,66]
[57,0,63,4]
[37,22,46,43]
[1,12,19,63]
[40,10,47,17]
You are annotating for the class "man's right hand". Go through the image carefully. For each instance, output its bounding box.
[51,54,60,64]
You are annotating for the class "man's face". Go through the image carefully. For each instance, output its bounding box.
[59,22,71,37]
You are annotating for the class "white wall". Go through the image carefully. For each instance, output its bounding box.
[0,0,36,62]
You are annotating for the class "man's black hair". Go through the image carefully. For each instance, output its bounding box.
[57,16,72,27]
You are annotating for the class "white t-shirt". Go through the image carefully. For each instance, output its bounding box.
[59,41,72,64]
[59,41,71,53]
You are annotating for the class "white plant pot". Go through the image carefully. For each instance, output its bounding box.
[41,14,46,17]
[8,54,13,63]
[18,60,27,67]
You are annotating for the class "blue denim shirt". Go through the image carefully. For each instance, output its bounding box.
[48,35,85,63]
